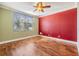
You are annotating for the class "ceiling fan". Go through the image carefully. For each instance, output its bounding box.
[34,2,51,12]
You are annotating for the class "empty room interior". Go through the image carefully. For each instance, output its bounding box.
[0,2,79,56]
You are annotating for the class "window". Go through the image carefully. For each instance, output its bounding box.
[13,11,33,32]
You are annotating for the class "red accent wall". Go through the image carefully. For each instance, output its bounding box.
[39,8,77,42]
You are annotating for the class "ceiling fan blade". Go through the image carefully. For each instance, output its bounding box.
[43,5,51,8]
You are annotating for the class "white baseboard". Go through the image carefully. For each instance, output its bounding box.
[40,35,77,44]
[0,35,40,44]
[0,35,77,44]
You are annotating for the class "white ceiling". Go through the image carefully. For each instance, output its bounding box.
[0,2,77,17]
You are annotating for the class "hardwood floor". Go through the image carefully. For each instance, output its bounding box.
[0,36,78,56]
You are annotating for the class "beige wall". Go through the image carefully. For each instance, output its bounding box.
[0,8,2,40]
[0,7,38,42]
